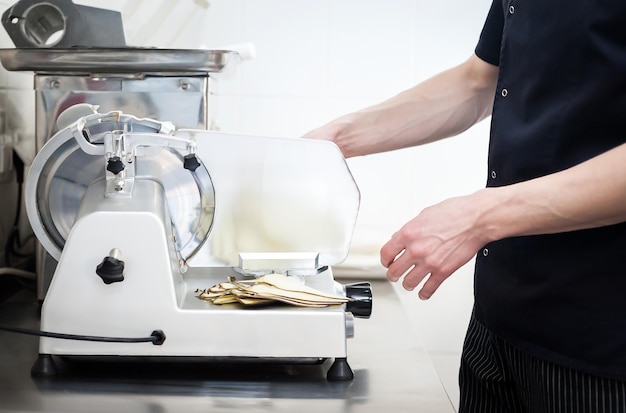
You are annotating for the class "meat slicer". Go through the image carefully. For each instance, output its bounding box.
[25,104,372,380]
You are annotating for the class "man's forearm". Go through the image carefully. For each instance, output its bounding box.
[303,54,499,157]
[477,142,626,243]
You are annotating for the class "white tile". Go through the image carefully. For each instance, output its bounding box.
[210,59,245,97]
[237,94,400,139]
[209,94,243,133]
[348,149,422,227]
[328,0,417,97]
[293,95,389,136]
[415,0,493,77]
[241,0,330,97]
[405,122,490,210]
[199,0,246,49]
[90,0,170,47]
[238,95,334,138]
[158,5,212,48]
[5,71,33,91]
[0,67,8,88]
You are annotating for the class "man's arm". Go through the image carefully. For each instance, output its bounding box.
[302,53,499,157]
[382,142,626,299]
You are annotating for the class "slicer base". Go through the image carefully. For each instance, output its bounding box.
[30,353,351,381]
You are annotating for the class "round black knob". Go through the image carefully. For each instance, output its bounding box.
[96,255,125,284]
[106,156,125,174]
[345,282,372,319]
[183,154,201,171]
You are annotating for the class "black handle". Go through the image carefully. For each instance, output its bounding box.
[345,282,372,319]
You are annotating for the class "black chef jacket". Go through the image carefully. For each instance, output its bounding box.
[473,0,626,379]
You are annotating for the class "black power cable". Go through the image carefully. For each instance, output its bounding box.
[0,325,166,345]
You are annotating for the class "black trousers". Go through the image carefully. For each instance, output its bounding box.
[459,313,626,413]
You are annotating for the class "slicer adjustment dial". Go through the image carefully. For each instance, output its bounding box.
[96,249,125,284]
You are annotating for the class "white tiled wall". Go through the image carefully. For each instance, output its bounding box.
[0,0,494,410]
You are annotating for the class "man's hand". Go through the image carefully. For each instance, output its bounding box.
[380,192,491,299]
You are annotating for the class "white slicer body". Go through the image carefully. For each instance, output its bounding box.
[25,105,370,380]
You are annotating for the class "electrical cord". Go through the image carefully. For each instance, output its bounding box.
[0,325,166,345]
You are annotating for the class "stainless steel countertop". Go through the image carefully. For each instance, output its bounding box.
[0,279,455,413]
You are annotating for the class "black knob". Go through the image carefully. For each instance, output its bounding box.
[106,156,125,174]
[183,154,201,171]
[345,282,372,319]
[96,256,125,284]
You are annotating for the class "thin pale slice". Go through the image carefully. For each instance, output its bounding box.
[256,274,349,301]
[248,283,347,305]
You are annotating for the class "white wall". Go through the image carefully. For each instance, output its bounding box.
[0,0,494,409]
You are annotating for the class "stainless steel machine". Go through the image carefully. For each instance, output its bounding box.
[0,46,235,301]
[0,0,238,301]
[24,104,372,381]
